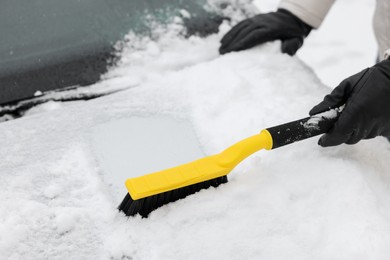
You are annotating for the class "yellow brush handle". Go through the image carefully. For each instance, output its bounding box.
[216,130,273,168]
[125,130,273,199]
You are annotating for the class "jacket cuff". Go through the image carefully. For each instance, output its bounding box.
[278,0,335,28]
[384,49,390,60]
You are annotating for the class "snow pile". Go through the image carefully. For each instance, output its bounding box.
[1,0,390,259]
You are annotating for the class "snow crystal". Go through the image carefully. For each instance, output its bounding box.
[304,106,343,130]
[34,90,43,96]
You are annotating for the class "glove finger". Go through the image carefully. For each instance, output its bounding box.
[220,24,252,54]
[345,132,363,145]
[221,27,271,53]
[318,110,355,147]
[346,123,378,144]
[220,20,251,47]
[220,24,264,54]
[318,124,351,147]
[281,37,303,56]
[318,132,351,147]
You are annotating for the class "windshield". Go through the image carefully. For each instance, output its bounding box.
[0,0,221,104]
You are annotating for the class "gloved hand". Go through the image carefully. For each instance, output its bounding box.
[309,59,390,147]
[219,9,312,55]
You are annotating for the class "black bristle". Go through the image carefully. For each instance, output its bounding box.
[118,175,229,218]
[118,193,131,211]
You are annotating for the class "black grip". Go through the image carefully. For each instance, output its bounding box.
[266,111,340,149]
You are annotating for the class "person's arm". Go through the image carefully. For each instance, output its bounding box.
[278,0,336,28]
[310,58,390,146]
[219,0,335,55]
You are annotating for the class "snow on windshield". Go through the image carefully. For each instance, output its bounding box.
[1,0,389,259]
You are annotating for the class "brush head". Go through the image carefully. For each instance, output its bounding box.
[118,175,228,217]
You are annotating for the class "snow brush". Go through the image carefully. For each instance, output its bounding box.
[118,108,342,217]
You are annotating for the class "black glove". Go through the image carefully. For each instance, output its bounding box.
[309,59,390,147]
[219,9,312,55]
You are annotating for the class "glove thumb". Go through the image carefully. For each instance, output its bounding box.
[309,93,345,116]
[309,82,350,116]
[310,68,371,116]
[281,37,303,56]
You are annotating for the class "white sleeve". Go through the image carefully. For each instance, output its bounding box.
[384,49,390,60]
[278,0,336,28]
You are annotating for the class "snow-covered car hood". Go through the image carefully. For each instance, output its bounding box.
[2,9,390,260]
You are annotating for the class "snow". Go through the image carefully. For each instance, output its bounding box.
[304,106,342,130]
[92,116,206,192]
[297,0,377,87]
[2,0,390,259]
